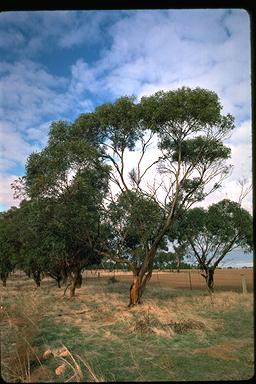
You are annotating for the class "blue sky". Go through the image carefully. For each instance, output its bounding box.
[0,9,252,266]
[0,10,252,207]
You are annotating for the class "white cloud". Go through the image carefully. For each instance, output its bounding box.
[0,173,21,209]
[0,10,252,213]
[0,123,40,172]
[195,119,252,214]
[26,121,52,147]
[65,9,251,126]
[0,58,96,171]
[228,120,252,144]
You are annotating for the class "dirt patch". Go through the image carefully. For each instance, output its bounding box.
[193,340,246,361]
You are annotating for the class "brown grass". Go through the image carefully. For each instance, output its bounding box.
[1,292,44,382]
[193,340,247,361]
[0,283,105,382]
[0,269,253,382]
[90,268,253,291]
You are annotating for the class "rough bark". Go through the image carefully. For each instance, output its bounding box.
[129,271,142,307]
[128,268,153,307]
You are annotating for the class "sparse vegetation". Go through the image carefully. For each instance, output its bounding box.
[1,271,253,382]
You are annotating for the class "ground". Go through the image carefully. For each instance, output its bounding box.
[0,269,254,382]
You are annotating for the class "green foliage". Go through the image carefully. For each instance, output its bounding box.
[0,208,20,276]
[164,136,231,164]
[25,121,103,199]
[140,87,234,134]
[178,199,253,269]
[207,199,253,250]
[107,190,167,264]
[96,96,142,151]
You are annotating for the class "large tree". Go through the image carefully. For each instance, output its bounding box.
[178,199,253,291]
[16,87,235,304]
[91,87,234,305]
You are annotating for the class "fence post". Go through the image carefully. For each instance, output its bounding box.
[241,274,247,294]
[156,271,161,287]
[188,271,192,290]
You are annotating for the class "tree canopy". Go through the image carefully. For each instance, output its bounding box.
[176,199,253,290]
[9,87,237,303]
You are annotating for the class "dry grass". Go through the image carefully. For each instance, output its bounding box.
[41,345,104,382]
[86,268,254,291]
[0,270,254,382]
[0,284,104,382]
[193,340,247,361]
[1,292,44,382]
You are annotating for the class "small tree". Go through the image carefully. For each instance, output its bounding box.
[179,199,253,291]
[153,244,189,271]
[12,200,58,287]
[0,208,20,286]
[103,190,168,305]
[15,121,109,296]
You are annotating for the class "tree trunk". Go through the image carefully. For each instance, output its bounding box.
[48,272,62,288]
[69,276,76,297]
[128,269,153,307]
[57,276,62,288]
[129,272,142,307]
[32,271,41,287]
[206,268,215,292]
[61,268,68,285]
[176,255,180,273]
[201,268,215,292]
[1,272,8,287]
[67,270,83,298]
[25,269,31,278]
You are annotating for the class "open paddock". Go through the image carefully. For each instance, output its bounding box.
[85,268,254,292]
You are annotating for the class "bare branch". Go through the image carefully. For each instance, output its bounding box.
[238,178,252,206]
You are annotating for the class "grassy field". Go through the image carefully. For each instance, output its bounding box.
[0,270,254,382]
[87,268,254,292]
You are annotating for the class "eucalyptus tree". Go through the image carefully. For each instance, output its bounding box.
[14,199,55,287]
[102,190,168,305]
[178,199,253,291]
[16,87,235,304]
[0,208,20,286]
[17,120,110,296]
[88,87,234,305]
